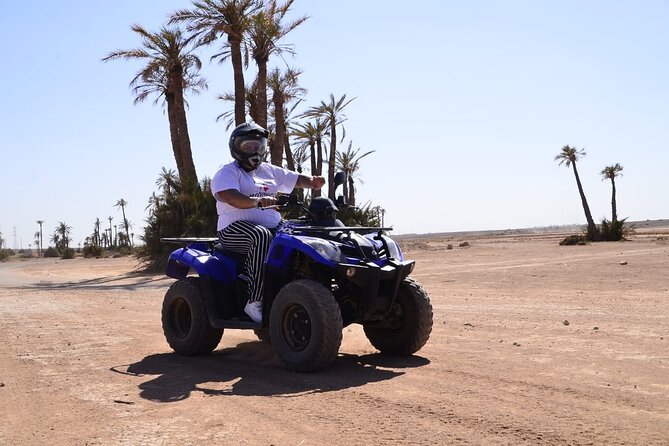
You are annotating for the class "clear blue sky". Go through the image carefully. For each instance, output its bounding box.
[1,1,668,249]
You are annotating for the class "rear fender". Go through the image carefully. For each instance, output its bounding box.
[166,246,237,283]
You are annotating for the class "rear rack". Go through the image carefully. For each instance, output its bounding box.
[289,226,393,236]
[161,237,218,244]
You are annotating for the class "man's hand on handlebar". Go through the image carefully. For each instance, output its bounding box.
[255,196,278,209]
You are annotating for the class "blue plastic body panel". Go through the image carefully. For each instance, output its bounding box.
[166,246,237,283]
[266,232,340,272]
[164,232,405,282]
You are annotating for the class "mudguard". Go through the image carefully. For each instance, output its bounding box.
[166,246,237,283]
[266,232,344,272]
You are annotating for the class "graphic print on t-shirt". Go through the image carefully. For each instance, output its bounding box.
[250,178,276,198]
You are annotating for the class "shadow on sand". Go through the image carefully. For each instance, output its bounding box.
[112,341,430,402]
[11,270,171,291]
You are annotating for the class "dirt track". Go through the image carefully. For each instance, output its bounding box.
[1,231,668,445]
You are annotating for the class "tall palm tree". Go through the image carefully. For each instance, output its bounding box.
[107,216,114,248]
[246,0,308,128]
[115,199,133,248]
[268,67,306,167]
[170,0,261,126]
[291,119,328,197]
[335,141,375,206]
[601,163,623,223]
[36,220,44,255]
[93,218,101,247]
[103,25,206,187]
[555,145,598,239]
[302,94,356,200]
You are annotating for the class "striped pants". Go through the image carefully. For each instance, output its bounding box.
[217,220,273,303]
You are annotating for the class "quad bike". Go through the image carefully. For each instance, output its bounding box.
[160,174,432,372]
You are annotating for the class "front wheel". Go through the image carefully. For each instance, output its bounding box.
[363,278,433,355]
[270,280,343,372]
[162,277,223,355]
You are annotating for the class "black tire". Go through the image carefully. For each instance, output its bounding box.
[363,278,433,355]
[253,328,271,343]
[270,280,343,372]
[162,277,223,355]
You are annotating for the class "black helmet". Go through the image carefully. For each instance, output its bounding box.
[229,122,269,171]
[308,197,342,226]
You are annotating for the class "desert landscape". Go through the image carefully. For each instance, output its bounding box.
[1,226,668,445]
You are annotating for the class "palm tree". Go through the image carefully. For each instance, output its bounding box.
[103,25,206,187]
[170,0,261,126]
[51,222,72,251]
[555,145,598,239]
[93,218,101,247]
[108,216,114,249]
[335,141,375,206]
[115,199,133,248]
[36,220,44,255]
[246,0,308,128]
[302,94,356,200]
[601,163,623,223]
[216,78,262,128]
[291,119,328,197]
[268,67,306,167]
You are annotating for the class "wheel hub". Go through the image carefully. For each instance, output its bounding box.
[282,304,311,352]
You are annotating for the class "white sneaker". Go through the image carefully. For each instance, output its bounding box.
[244,300,263,323]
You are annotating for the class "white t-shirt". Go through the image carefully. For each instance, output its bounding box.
[211,161,300,230]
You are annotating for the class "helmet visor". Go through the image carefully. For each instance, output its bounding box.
[237,137,267,156]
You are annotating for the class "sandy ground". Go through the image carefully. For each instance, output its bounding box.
[0,229,668,445]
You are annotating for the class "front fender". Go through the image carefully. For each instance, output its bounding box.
[266,233,342,272]
[166,246,236,283]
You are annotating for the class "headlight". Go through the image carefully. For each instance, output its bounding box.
[302,238,346,263]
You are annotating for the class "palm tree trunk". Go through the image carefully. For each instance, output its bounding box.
[309,142,316,175]
[611,178,618,223]
[229,37,246,126]
[571,163,598,238]
[172,71,198,187]
[313,139,323,198]
[284,134,295,172]
[271,96,285,166]
[256,62,268,128]
[348,176,356,206]
[166,94,186,181]
[328,124,337,200]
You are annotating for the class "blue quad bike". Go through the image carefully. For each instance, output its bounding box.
[160,190,432,372]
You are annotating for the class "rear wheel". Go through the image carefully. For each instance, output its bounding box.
[363,278,432,355]
[162,277,223,355]
[270,280,343,372]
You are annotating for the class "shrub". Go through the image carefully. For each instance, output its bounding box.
[0,249,14,261]
[61,248,75,259]
[337,202,381,227]
[83,244,104,258]
[559,234,589,246]
[44,247,60,257]
[138,171,217,271]
[600,218,633,241]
